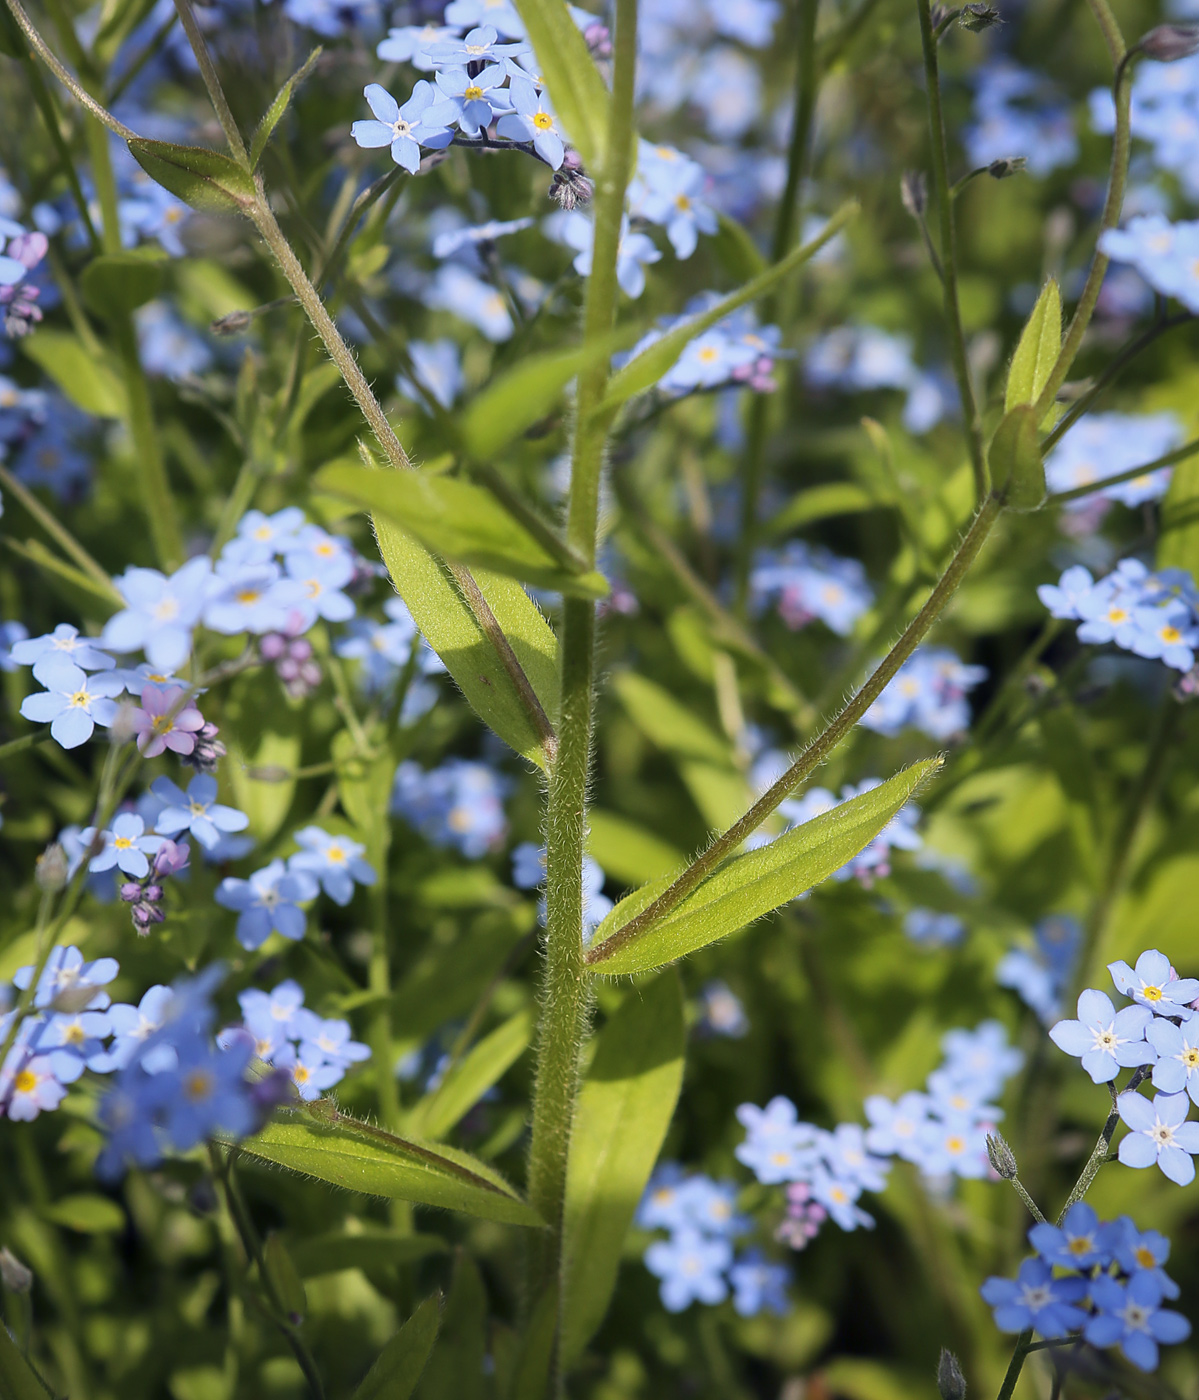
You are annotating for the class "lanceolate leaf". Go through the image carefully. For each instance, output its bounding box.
[597,200,858,417]
[371,515,560,769]
[0,1320,53,1400]
[21,331,126,418]
[767,482,887,537]
[990,404,1045,512]
[1004,278,1060,422]
[227,1109,545,1227]
[353,1293,441,1400]
[1158,456,1199,576]
[586,759,941,975]
[127,138,257,213]
[251,47,322,169]
[289,1230,448,1278]
[510,0,610,170]
[561,970,685,1366]
[318,463,608,599]
[405,1009,533,1140]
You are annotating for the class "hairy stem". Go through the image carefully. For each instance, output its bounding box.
[589,494,1002,965]
[915,0,986,501]
[170,0,248,164]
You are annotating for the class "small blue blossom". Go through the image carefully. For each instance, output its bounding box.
[980,1258,1089,1337]
[728,1251,790,1317]
[1116,1089,1199,1185]
[101,556,213,671]
[1029,1202,1113,1270]
[10,622,114,671]
[0,620,28,670]
[83,812,163,879]
[554,211,663,298]
[288,826,376,906]
[861,647,987,741]
[215,859,319,950]
[425,23,525,66]
[1084,1272,1191,1371]
[636,1164,692,1232]
[1045,412,1183,508]
[351,82,458,175]
[391,758,510,857]
[496,76,566,168]
[282,547,356,627]
[136,301,213,378]
[1147,1012,1199,1104]
[434,63,511,137]
[863,1091,933,1161]
[1048,989,1156,1083]
[1099,216,1199,314]
[202,560,305,635]
[997,916,1080,1024]
[19,654,124,748]
[397,338,464,411]
[750,541,872,636]
[643,1229,732,1311]
[227,507,306,563]
[14,945,119,1011]
[424,264,514,341]
[151,774,250,851]
[1109,948,1199,1015]
[696,981,748,1037]
[376,23,458,69]
[904,909,965,947]
[1111,1218,1180,1300]
[93,985,173,1072]
[964,61,1078,177]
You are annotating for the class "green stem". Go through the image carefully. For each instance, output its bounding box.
[1008,1176,1047,1225]
[1031,0,1129,422]
[525,0,638,1340]
[1046,436,1199,506]
[995,1330,1034,1400]
[0,463,121,599]
[915,0,986,501]
[170,0,248,164]
[588,494,1003,966]
[114,314,184,570]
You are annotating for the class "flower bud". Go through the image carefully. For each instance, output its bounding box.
[210,308,254,335]
[35,842,69,892]
[960,3,1001,32]
[1139,24,1199,62]
[937,1349,967,1400]
[986,1132,1018,1180]
[987,157,1027,179]
[901,170,928,219]
[0,1246,32,1293]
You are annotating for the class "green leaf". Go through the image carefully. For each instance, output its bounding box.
[229,1109,545,1227]
[1004,278,1060,421]
[41,1193,125,1233]
[250,47,322,169]
[587,759,941,974]
[127,138,257,213]
[223,671,301,841]
[598,201,857,417]
[510,0,610,170]
[263,1233,307,1320]
[416,1257,485,1400]
[0,1324,52,1400]
[289,1230,448,1278]
[612,671,733,765]
[354,1294,441,1400]
[373,509,560,770]
[989,404,1044,512]
[561,970,685,1366]
[459,330,635,462]
[767,482,886,537]
[406,1009,533,1140]
[80,250,166,320]
[586,809,685,885]
[1158,455,1199,575]
[710,211,767,283]
[20,331,126,418]
[319,464,608,599]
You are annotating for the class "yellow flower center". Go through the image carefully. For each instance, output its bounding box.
[1068,1236,1092,1256]
[294,1064,310,1085]
[946,1135,965,1154]
[185,1070,213,1100]
[114,836,133,850]
[152,714,175,734]
[1142,984,1163,1002]
[326,845,346,864]
[14,1069,37,1093]
[464,85,484,100]
[1161,626,1181,643]
[70,690,91,708]
[532,111,554,130]
[236,589,262,605]
[698,346,719,362]
[1184,1048,1199,1068]
[1136,1246,1157,1269]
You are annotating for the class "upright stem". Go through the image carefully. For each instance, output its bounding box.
[915,0,986,501]
[525,0,638,1337]
[734,0,820,613]
[170,0,249,165]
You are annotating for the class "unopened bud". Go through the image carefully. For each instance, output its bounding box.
[937,1349,967,1400]
[987,156,1027,179]
[0,1246,32,1293]
[960,2,1001,32]
[901,170,928,219]
[986,1132,1018,1180]
[35,842,69,892]
[1138,23,1199,62]
[211,308,254,335]
[549,165,594,211]
[930,3,953,27]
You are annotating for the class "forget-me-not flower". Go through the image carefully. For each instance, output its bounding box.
[1048,989,1156,1083]
[643,1229,732,1311]
[728,1251,790,1317]
[1029,1202,1112,1270]
[1117,1089,1199,1184]
[102,557,212,671]
[1111,1217,1180,1300]
[496,77,567,167]
[215,859,319,950]
[288,826,376,906]
[83,813,162,879]
[1109,948,1199,1015]
[1084,1272,1191,1371]
[152,774,250,851]
[19,654,124,748]
[10,622,114,671]
[351,82,458,175]
[1147,1012,1199,1104]
[980,1257,1089,1337]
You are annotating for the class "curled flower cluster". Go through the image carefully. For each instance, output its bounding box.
[737,1022,1024,1251]
[862,646,988,741]
[982,1206,1189,1372]
[1039,559,1199,672]
[637,1166,790,1316]
[1049,948,1199,1184]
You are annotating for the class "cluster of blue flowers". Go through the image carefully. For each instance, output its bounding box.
[1050,948,1199,1184]
[736,1022,1024,1251]
[617,292,784,399]
[749,540,873,637]
[803,325,954,435]
[997,915,1081,1025]
[982,1206,1189,1372]
[963,60,1078,177]
[220,979,370,1103]
[1091,51,1199,202]
[861,646,988,742]
[391,756,511,858]
[1038,558,1199,673]
[637,1166,790,1315]
[1044,412,1182,512]
[1099,215,1199,315]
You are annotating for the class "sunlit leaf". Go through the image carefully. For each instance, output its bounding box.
[21,332,126,418]
[251,47,322,169]
[1004,278,1060,422]
[405,1009,533,1140]
[127,138,256,213]
[354,1293,441,1400]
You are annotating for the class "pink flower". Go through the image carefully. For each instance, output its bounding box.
[129,685,204,758]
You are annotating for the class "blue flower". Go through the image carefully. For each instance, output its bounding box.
[750,541,873,637]
[1117,1089,1199,1184]
[38,1007,113,1072]
[397,338,464,411]
[136,301,213,378]
[1038,565,1097,619]
[351,81,458,175]
[391,758,510,857]
[83,812,163,879]
[1048,989,1156,1083]
[555,211,662,297]
[863,1091,933,1161]
[238,980,308,1057]
[729,1251,790,1317]
[1109,948,1199,1014]
[903,909,965,948]
[10,622,114,671]
[101,557,213,671]
[425,23,525,65]
[696,981,749,1037]
[862,647,987,741]
[980,1258,1088,1337]
[0,620,28,670]
[443,0,526,38]
[151,774,249,851]
[215,859,319,950]
[274,1043,346,1101]
[1099,215,1199,313]
[19,654,124,748]
[1028,1202,1113,1270]
[294,1014,371,1071]
[14,945,119,1011]
[734,1097,821,1183]
[1110,1217,1180,1300]
[495,76,567,168]
[1147,1012,1199,1104]
[1045,412,1183,509]
[431,217,534,259]
[288,826,376,906]
[636,1164,691,1231]
[939,1021,1024,1100]
[282,546,356,626]
[433,63,511,137]
[226,507,306,564]
[1,1049,70,1120]
[628,143,718,259]
[423,264,514,341]
[1084,1272,1191,1371]
[643,1229,731,1311]
[963,61,1077,177]
[376,23,458,69]
[822,1123,890,1191]
[202,559,305,635]
[11,410,91,500]
[92,985,174,1072]
[807,1168,875,1229]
